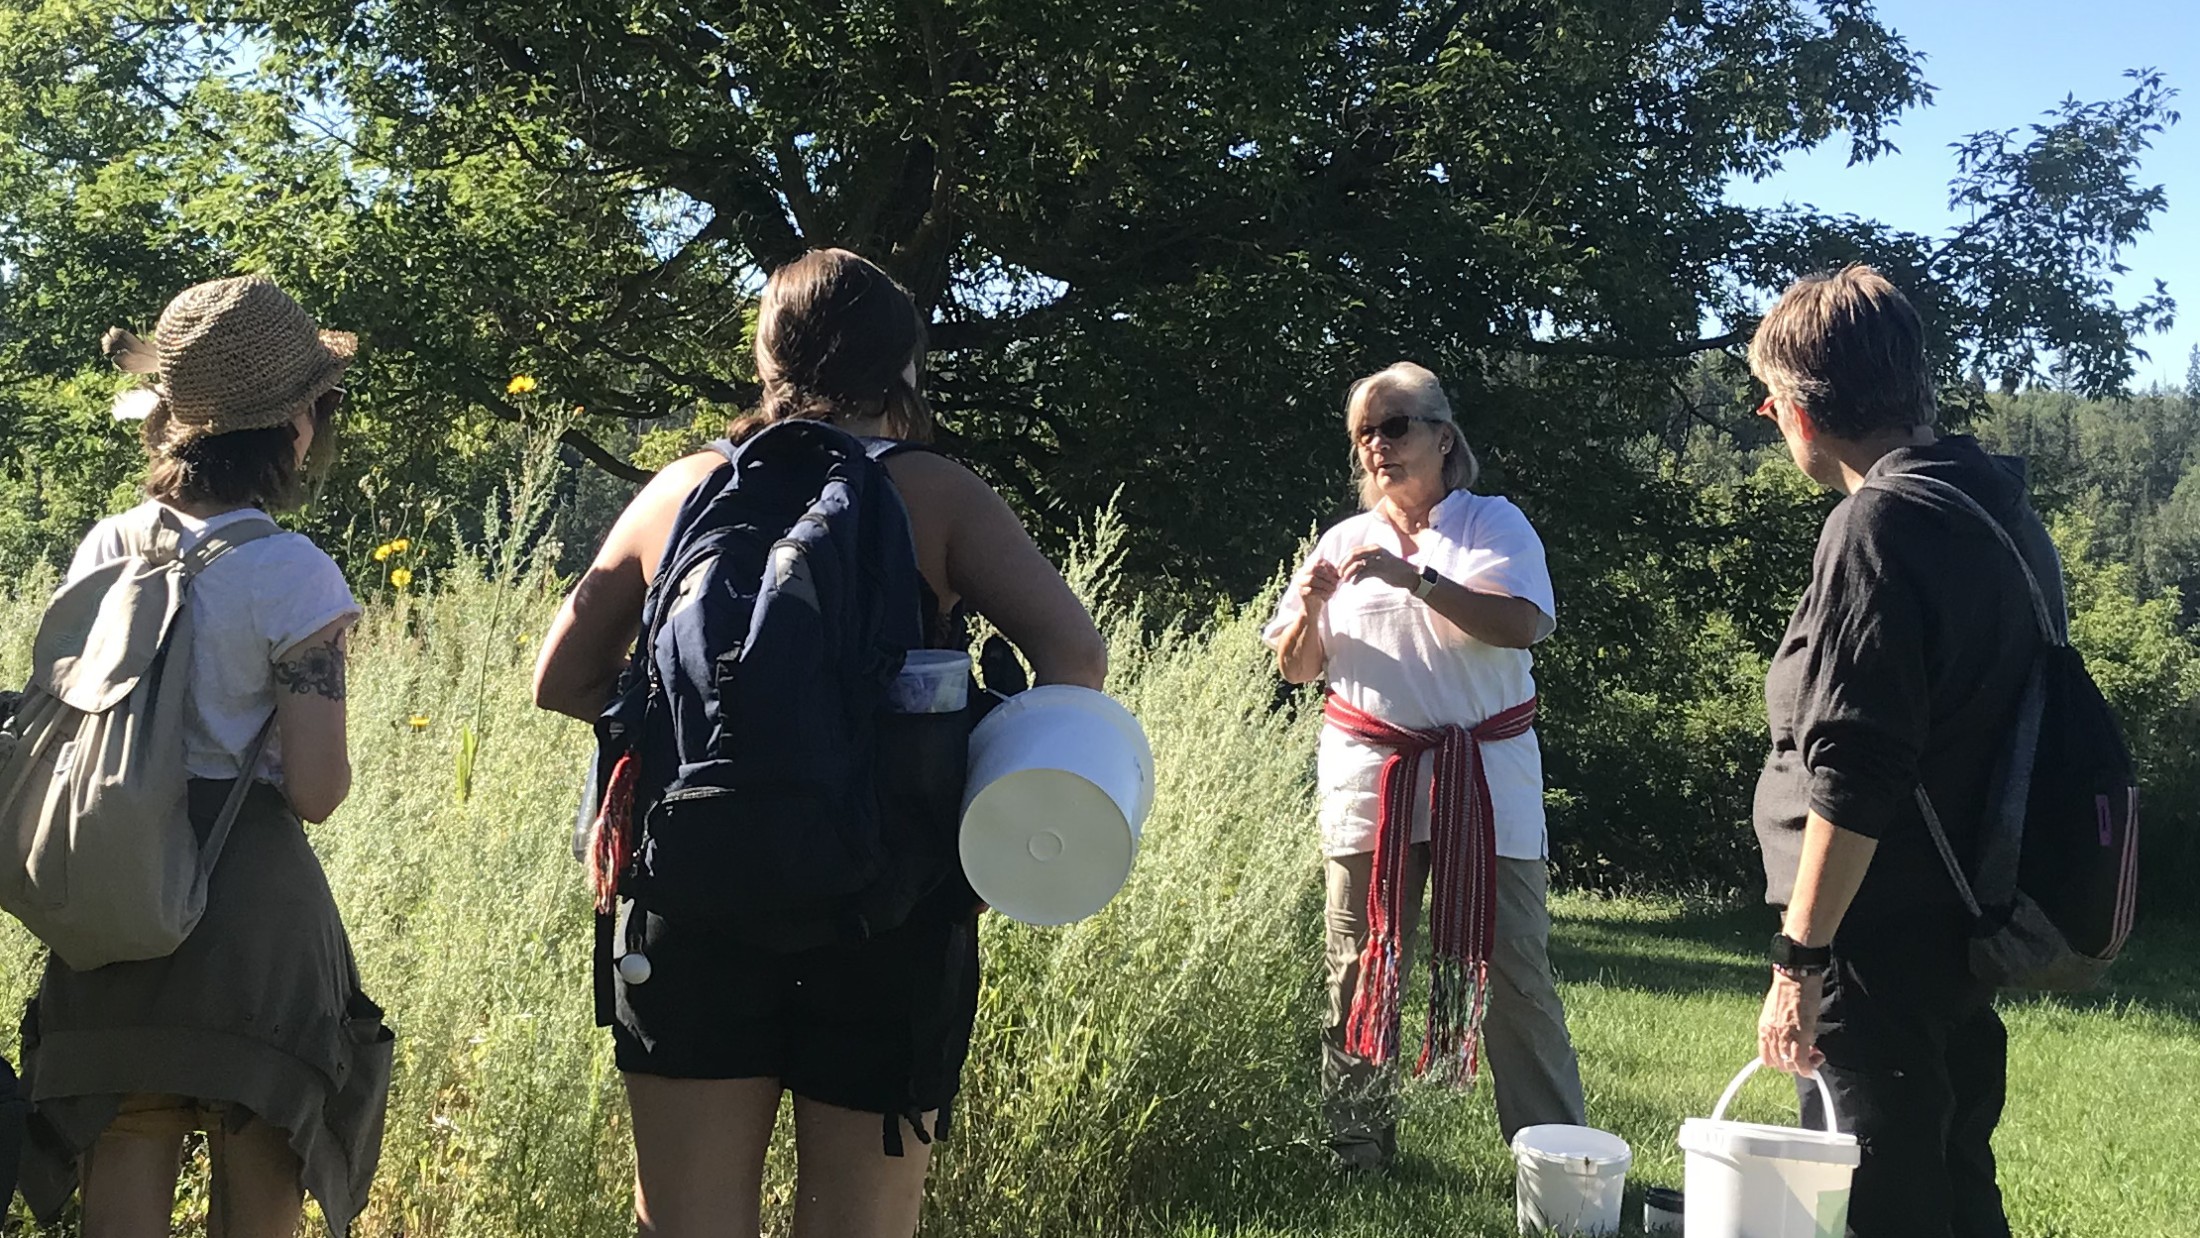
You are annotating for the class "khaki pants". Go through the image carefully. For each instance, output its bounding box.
[1322,847,1586,1160]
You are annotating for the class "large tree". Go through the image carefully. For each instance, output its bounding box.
[0,0,2178,587]
[0,0,2184,890]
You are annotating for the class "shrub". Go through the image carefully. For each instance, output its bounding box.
[2058,515,2200,917]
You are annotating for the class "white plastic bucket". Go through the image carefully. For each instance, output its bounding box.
[958,686,1154,925]
[1512,1124,1631,1235]
[1679,1062,1860,1238]
[890,649,971,714]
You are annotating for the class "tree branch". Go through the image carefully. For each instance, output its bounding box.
[927,289,1088,353]
[461,376,653,482]
[890,0,962,310]
[1412,0,1477,64]
[595,212,736,340]
[559,427,653,483]
[773,132,825,240]
[1497,329,1750,361]
[1666,377,1738,444]
[593,345,758,407]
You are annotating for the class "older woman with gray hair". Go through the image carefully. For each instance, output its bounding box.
[1264,362,1585,1171]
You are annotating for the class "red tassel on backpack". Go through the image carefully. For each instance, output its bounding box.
[590,752,638,915]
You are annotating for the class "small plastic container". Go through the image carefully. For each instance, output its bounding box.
[889,649,971,714]
[1642,1185,1684,1233]
[1512,1124,1631,1235]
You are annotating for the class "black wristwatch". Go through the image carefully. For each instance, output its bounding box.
[1413,565,1441,599]
[1769,932,1832,975]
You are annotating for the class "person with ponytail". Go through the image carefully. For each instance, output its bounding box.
[533,248,1106,1238]
[1264,362,1586,1172]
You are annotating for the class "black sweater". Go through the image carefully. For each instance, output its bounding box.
[1753,436,2062,932]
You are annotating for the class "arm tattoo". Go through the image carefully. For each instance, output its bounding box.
[274,642,348,701]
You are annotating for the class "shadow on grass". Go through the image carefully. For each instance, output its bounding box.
[1091,896,2200,1237]
[1115,1135,1524,1238]
[2004,912,2200,1025]
[1116,1128,1691,1238]
[1551,895,2200,1024]
[1548,898,1769,999]
[1095,895,1774,1237]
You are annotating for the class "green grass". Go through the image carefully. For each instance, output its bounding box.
[2,539,2195,1237]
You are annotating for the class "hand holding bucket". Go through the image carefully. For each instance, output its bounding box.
[958,686,1154,925]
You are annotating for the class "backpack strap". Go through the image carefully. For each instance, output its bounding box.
[865,437,938,464]
[196,716,277,884]
[180,514,283,580]
[186,513,283,875]
[1861,472,2063,646]
[112,506,282,576]
[113,508,284,874]
[1866,470,2057,917]
[1915,786,1987,920]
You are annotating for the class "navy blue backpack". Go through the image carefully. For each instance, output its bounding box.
[589,419,965,950]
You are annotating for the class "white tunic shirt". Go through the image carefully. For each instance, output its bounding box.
[1263,490,1557,860]
[67,502,361,784]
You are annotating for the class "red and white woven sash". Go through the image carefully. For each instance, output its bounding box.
[1323,692,1537,1083]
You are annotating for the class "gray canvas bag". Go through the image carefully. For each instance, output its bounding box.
[0,505,277,970]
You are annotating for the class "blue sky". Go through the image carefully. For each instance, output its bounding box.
[1723,0,2198,392]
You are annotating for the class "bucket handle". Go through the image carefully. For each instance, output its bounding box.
[1710,1060,1843,1137]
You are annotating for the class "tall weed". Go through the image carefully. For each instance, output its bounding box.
[0,502,1341,1237]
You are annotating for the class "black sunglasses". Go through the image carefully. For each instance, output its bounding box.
[1354,414,1443,443]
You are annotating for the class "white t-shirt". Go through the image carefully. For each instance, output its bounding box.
[1263,490,1557,860]
[66,502,360,784]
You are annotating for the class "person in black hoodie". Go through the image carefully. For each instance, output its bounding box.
[1747,266,2058,1238]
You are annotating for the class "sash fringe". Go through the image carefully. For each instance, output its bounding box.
[1326,693,1536,1087]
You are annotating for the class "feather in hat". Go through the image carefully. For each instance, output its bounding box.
[101,327,165,421]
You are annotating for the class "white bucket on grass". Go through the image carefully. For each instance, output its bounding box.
[958,686,1153,925]
[1679,1062,1859,1238]
[1512,1124,1631,1235]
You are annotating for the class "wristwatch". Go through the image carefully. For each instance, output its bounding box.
[1769,932,1832,976]
[1413,565,1440,599]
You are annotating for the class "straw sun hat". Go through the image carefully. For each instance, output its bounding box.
[101,275,356,450]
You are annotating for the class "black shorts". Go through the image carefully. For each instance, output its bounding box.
[599,902,981,1132]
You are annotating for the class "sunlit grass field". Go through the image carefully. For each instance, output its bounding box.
[1,537,2193,1237]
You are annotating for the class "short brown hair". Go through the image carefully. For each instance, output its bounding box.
[142,392,335,512]
[735,248,933,444]
[1748,265,1936,440]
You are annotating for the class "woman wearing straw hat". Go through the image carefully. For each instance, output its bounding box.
[1264,362,1586,1172]
[15,276,392,1237]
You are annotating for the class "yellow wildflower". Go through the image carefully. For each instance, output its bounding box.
[390,567,414,589]
[407,714,430,732]
[373,543,392,562]
[506,375,538,395]
[391,537,412,554]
